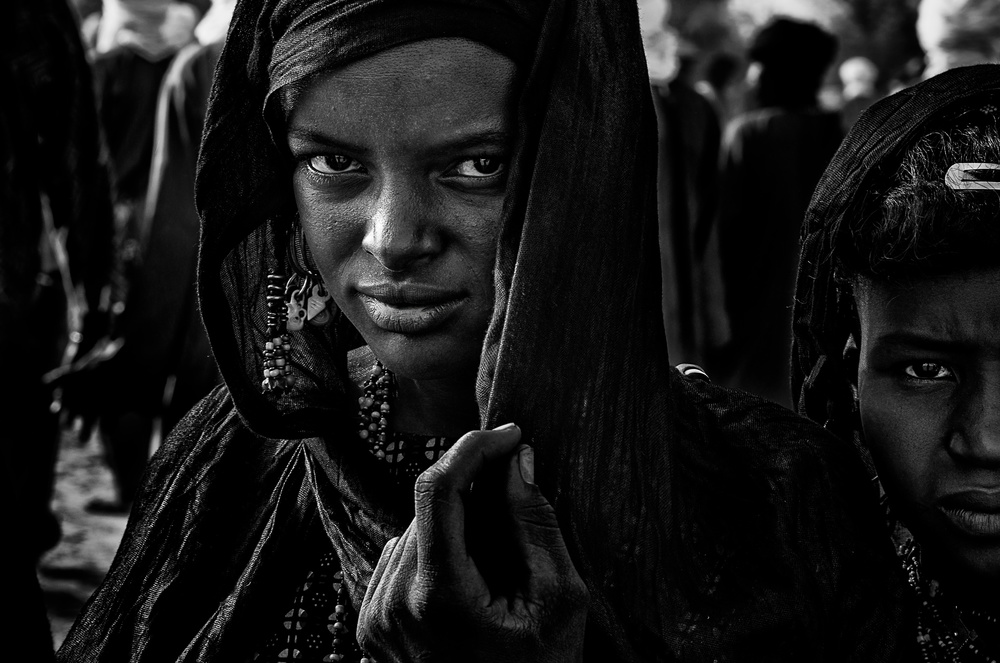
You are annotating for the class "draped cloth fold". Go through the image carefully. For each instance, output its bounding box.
[60,1,909,660]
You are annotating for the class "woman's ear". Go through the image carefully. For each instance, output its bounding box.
[843,332,860,404]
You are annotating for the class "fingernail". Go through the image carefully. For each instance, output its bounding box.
[493,422,518,432]
[518,446,535,485]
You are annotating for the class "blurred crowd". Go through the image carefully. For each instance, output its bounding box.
[642,0,1000,404]
[2,0,1000,655]
[3,2,233,647]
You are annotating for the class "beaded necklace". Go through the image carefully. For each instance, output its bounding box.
[356,360,454,480]
[258,360,456,663]
[898,538,1000,663]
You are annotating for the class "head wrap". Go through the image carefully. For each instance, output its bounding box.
[195,0,545,441]
[793,64,1000,458]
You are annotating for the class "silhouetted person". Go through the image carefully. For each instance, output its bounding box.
[715,17,843,407]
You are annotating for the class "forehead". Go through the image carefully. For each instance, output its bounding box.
[287,38,516,144]
[856,268,1000,345]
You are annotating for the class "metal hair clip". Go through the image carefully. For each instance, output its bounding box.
[944,162,1000,191]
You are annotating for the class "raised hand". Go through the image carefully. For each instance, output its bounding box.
[357,423,588,663]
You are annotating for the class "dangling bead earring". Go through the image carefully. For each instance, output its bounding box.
[262,218,293,394]
[262,273,293,393]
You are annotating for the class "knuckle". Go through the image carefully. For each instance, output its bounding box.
[413,465,451,504]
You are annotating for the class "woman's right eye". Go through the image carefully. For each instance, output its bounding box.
[903,362,955,381]
[306,155,363,175]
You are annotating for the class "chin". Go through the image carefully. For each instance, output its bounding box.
[914,517,1000,590]
[954,544,1000,584]
[365,330,483,381]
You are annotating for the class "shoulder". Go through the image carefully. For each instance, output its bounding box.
[136,385,289,506]
[678,377,868,489]
[670,378,908,655]
[671,375,889,574]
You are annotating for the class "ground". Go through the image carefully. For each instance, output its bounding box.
[37,429,127,649]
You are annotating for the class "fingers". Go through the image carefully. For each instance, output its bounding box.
[504,446,588,608]
[357,534,402,654]
[505,446,567,558]
[413,423,522,584]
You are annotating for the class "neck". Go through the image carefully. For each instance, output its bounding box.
[393,372,480,438]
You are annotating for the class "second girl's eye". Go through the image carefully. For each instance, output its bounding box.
[307,155,363,175]
[904,362,955,380]
[453,157,505,178]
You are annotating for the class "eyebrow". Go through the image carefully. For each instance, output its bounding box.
[285,127,514,157]
[286,129,370,156]
[870,331,974,353]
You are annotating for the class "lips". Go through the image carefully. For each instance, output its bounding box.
[939,490,1000,538]
[356,282,466,334]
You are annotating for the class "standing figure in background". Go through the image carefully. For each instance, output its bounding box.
[87,0,195,512]
[0,0,113,655]
[642,0,730,367]
[715,17,843,408]
[695,51,743,127]
[87,0,233,513]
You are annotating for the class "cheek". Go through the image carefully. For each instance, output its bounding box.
[293,179,362,283]
[858,379,939,509]
[450,198,504,260]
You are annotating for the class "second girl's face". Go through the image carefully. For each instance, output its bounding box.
[287,39,516,380]
[856,267,1000,584]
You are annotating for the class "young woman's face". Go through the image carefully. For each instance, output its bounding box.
[287,39,516,380]
[856,267,1000,583]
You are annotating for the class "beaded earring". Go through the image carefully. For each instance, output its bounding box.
[262,273,293,393]
[261,218,293,394]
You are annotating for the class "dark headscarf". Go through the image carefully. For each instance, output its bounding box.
[793,64,1000,463]
[61,1,909,660]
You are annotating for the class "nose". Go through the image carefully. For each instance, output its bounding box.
[948,369,1000,468]
[362,175,440,272]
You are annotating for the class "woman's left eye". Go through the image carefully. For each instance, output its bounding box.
[306,155,363,175]
[903,362,955,380]
[451,157,506,178]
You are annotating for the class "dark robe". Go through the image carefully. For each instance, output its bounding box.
[717,107,843,407]
[651,79,729,368]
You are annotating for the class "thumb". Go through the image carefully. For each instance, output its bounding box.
[504,447,590,621]
[504,446,572,566]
